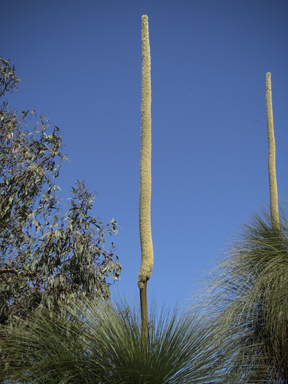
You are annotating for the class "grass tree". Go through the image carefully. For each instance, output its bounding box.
[0,16,242,384]
[201,73,288,382]
[138,14,153,345]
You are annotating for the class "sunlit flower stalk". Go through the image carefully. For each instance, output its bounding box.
[138,14,153,345]
[266,72,280,231]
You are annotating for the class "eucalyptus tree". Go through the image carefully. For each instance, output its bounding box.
[201,73,288,382]
[0,57,121,326]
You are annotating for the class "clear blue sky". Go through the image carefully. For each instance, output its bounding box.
[2,0,288,311]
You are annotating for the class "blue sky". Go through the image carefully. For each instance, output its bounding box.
[2,0,288,311]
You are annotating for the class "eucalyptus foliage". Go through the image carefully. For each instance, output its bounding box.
[202,203,288,383]
[0,58,121,325]
[0,295,239,384]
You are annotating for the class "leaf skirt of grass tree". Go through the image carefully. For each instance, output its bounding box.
[200,74,288,383]
[0,296,242,384]
[202,205,288,383]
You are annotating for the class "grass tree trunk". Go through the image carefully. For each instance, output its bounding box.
[266,72,280,231]
[138,14,153,346]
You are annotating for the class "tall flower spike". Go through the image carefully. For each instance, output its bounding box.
[266,72,280,231]
[138,15,153,290]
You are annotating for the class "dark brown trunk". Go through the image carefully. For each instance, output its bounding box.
[140,280,148,348]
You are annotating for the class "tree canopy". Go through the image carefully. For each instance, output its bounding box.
[0,57,121,325]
